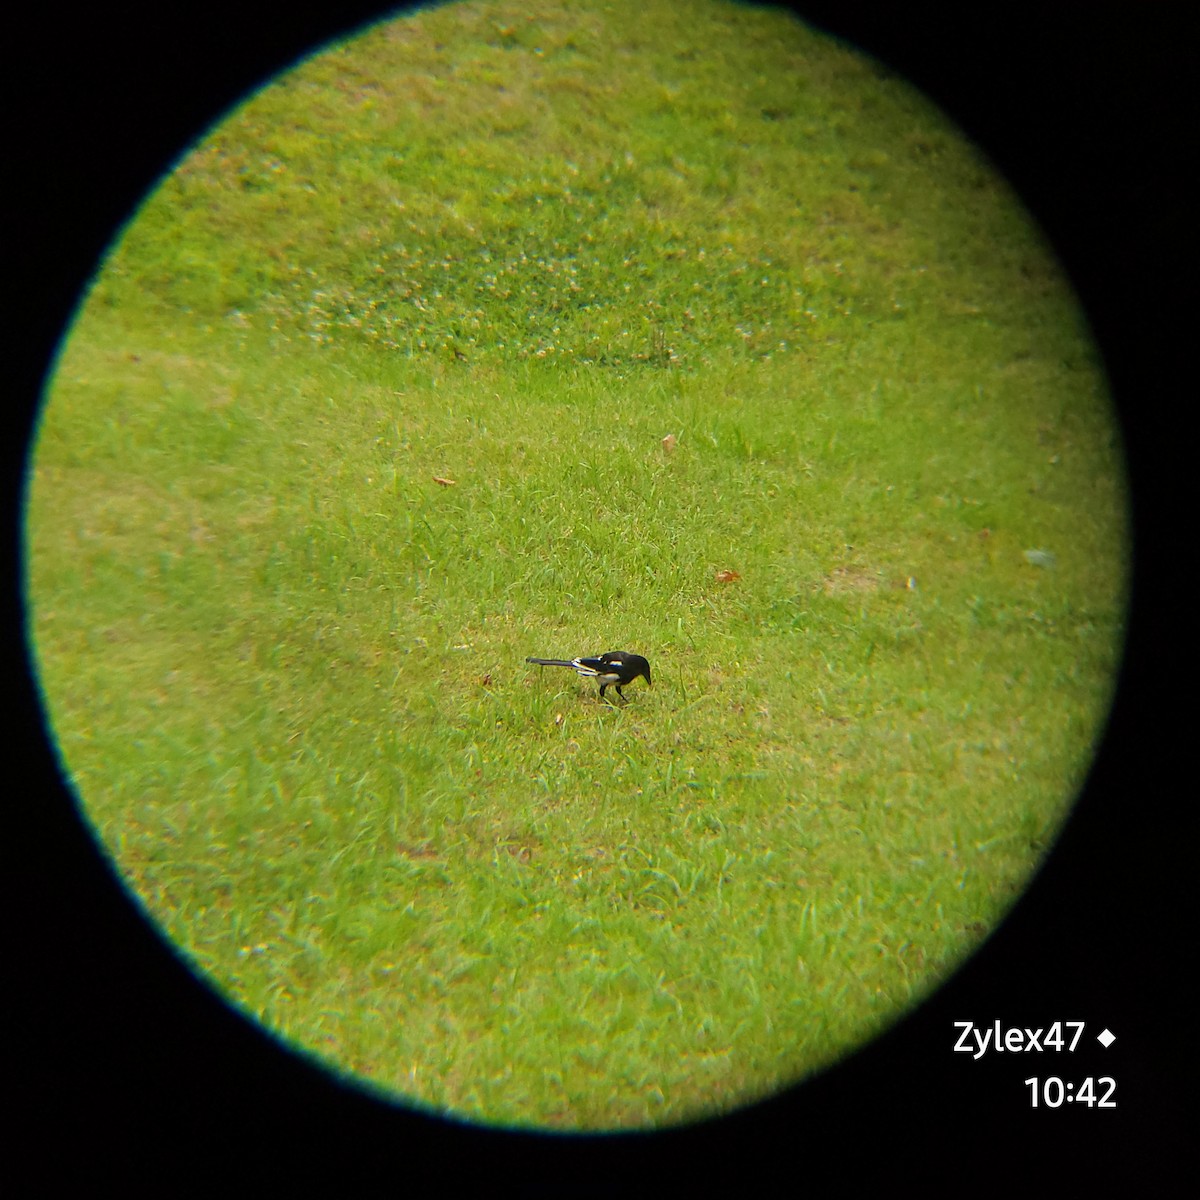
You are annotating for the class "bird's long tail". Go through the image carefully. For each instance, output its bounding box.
[526,657,576,667]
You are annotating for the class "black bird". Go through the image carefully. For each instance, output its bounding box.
[525,651,652,703]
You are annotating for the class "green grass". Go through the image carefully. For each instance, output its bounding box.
[24,0,1128,1131]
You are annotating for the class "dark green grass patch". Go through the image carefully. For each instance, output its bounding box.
[26,0,1127,1130]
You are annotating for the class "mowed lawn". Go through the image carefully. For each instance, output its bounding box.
[24,0,1128,1130]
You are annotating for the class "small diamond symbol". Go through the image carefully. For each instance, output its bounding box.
[1097,1028,1116,1048]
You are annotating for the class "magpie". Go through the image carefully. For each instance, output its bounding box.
[525,651,652,703]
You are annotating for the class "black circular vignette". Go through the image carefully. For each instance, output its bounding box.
[6,1,1190,1190]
